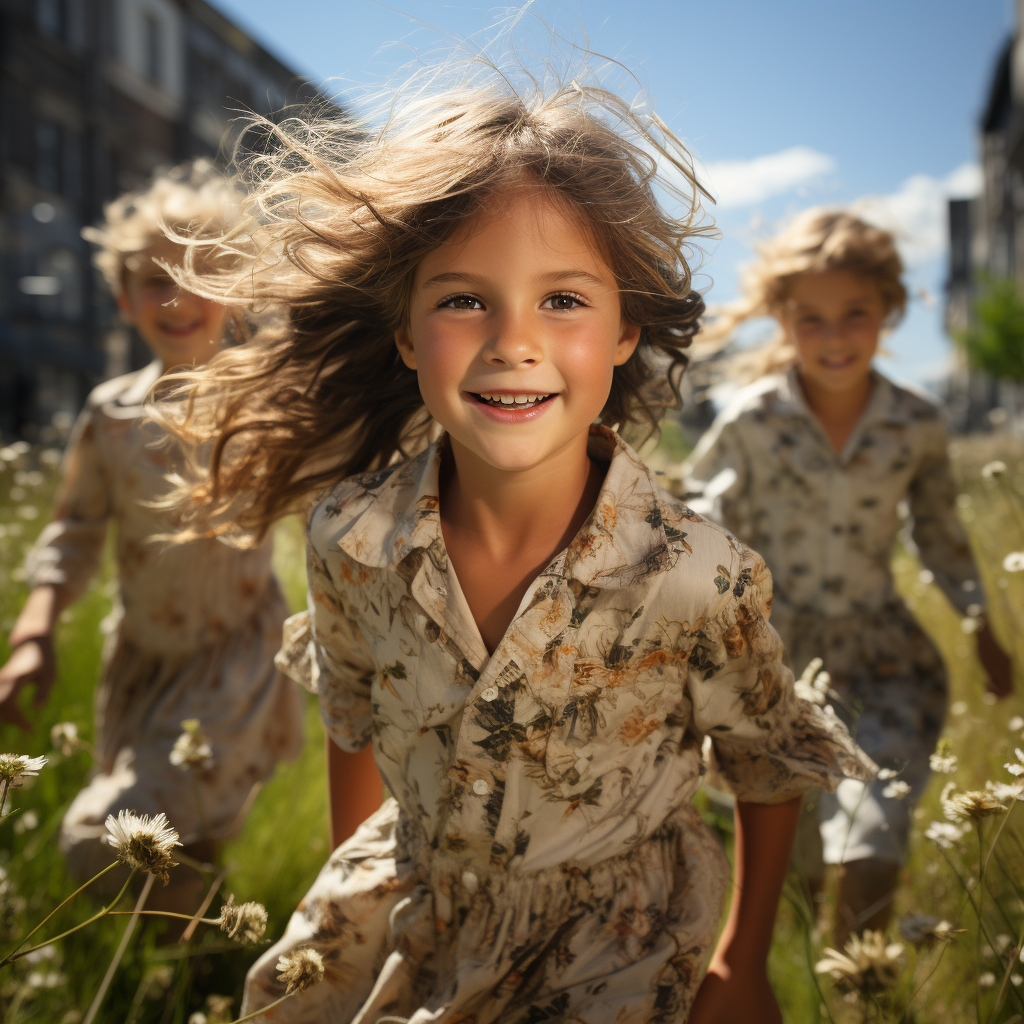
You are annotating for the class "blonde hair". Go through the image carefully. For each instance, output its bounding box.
[153,68,712,541]
[82,159,243,296]
[703,208,907,376]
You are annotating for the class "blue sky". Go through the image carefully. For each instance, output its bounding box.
[213,0,1014,391]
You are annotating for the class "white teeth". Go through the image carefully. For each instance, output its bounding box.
[514,395,529,404]
[500,395,514,404]
[475,392,552,408]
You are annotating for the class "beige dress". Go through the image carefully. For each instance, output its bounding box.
[25,362,304,873]
[242,425,874,1023]
[679,367,983,864]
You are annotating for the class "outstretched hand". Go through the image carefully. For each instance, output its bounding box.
[977,620,1013,701]
[689,961,782,1024]
[0,638,56,730]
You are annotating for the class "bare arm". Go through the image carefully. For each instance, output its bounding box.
[326,737,385,851]
[0,584,74,728]
[689,795,802,1024]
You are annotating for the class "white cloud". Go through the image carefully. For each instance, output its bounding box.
[701,147,836,209]
[851,162,982,267]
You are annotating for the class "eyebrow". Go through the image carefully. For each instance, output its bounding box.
[419,269,608,289]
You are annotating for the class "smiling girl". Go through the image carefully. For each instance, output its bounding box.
[159,81,874,1022]
[0,162,311,913]
[681,209,1013,943]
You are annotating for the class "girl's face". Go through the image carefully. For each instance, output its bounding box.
[396,191,641,474]
[117,239,229,368]
[778,270,888,394]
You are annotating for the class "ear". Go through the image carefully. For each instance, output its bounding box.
[394,326,417,370]
[612,320,642,366]
[115,290,136,326]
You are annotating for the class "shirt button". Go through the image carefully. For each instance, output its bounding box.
[472,779,490,796]
[461,870,479,893]
[480,686,498,702]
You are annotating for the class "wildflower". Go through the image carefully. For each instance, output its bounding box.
[1003,552,1024,573]
[980,972,997,988]
[1010,716,1024,732]
[815,930,904,993]
[983,460,1008,479]
[104,810,181,883]
[203,995,233,1023]
[13,809,39,834]
[16,505,39,520]
[217,894,268,946]
[930,739,957,774]
[986,779,1024,802]
[1006,748,1024,778]
[169,719,214,771]
[898,914,963,946]
[925,820,966,849]
[883,780,911,800]
[795,657,831,706]
[1013,974,1022,987]
[0,753,48,789]
[877,768,899,780]
[26,969,68,989]
[50,722,80,757]
[276,947,325,995]
[942,785,1008,823]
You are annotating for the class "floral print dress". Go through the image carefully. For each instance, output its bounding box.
[25,362,304,873]
[242,425,874,1023]
[679,367,982,865]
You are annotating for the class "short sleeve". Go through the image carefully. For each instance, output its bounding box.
[678,414,751,536]
[24,402,111,598]
[275,541,377,753]
[686,547,876,803]
[907,417,984,616]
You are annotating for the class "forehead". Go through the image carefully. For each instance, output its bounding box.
[413,189,611,283]
[786,270,883,308]
[125,237,186,277]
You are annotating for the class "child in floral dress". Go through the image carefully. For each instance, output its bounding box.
[162,75,875,1023]
[680,209,1013,942]
[0,163,306,902]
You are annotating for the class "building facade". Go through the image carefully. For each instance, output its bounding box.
[0,0,320,439]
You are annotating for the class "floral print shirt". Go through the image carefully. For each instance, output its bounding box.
[678,368,982,620]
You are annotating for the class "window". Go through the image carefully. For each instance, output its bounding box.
[143,11,161,85]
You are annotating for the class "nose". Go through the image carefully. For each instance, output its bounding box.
[481,308,544,368]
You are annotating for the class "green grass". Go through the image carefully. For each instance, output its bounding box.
[1,434,1024,1021]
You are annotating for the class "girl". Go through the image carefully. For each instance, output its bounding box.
[0,163,313,904]
[160,79,874,1022]
[680,209,1014,943]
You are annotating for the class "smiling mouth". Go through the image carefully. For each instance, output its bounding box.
[471,392,556,410]
[159,321,204,336]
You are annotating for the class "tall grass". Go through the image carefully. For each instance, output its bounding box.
[0,434,1022,1020]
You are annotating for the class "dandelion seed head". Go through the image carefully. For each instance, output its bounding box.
[883,780,911,800]
[169,719,214,772]
[276,947,325,995]
[49,722,79,757]
[1003,551,1024,573]
[218,894,268,946]
[104,810,180,883]
[0,753,48,789]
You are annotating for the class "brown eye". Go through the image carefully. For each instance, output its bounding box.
[544,293,584,311]
[440,294,482,310]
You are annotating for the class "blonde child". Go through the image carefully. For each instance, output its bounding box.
[161,77,875,1022]
[681,209,1013,942]
[0,163,311,900]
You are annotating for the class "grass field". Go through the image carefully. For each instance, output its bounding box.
[0,430,1023,1022]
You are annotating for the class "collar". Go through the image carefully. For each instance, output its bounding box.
[776,365,910,429]
[335,424,677,591]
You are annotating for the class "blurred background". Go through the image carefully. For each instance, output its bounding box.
[0,0,1020,442]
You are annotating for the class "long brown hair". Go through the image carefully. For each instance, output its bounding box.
[154,68,713,541]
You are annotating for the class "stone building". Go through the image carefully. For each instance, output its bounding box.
[0,0,321,439]
[945,0,1024,432]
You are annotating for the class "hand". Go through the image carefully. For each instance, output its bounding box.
[689,960,782,1024]
[0,637,56,729]
[976,620,1013,700]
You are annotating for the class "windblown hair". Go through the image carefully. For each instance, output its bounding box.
[82,159,242,296]
[701,208,907,377]
[153,70,711,541]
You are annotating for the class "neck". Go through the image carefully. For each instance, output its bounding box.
[441,430,600,557]
[797,368,874,424]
